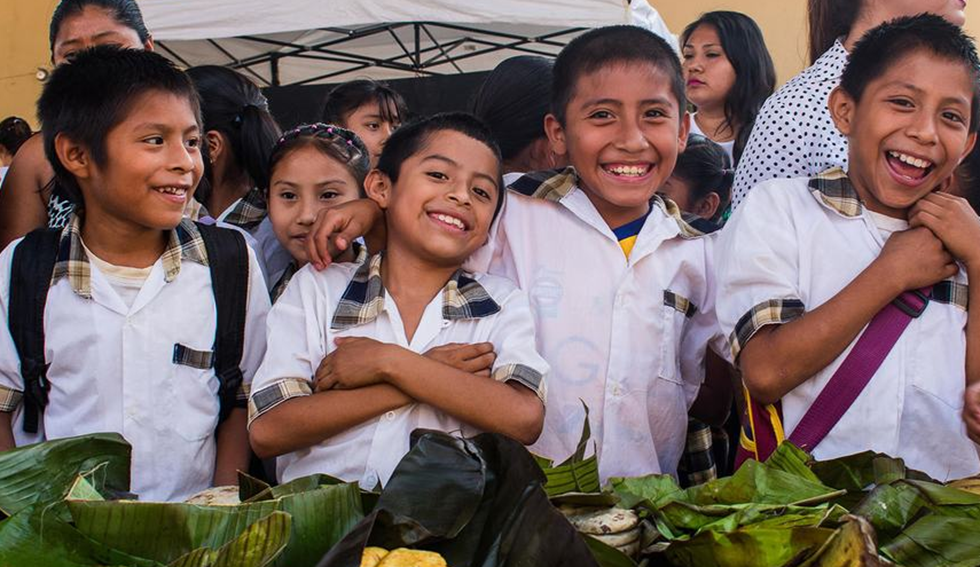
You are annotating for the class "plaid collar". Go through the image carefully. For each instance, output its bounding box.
[808,167,863,218]
[271,242,369,303]
[331,252,501,331]
[221,186,267,230]
[52,214,209,299]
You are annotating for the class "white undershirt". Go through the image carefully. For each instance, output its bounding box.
[688,112,735,162]
[866,210,909,241]
[81,240,154,309]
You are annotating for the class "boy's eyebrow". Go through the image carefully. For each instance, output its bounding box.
[273,178,348,187]
[882,81,971,106]
[423,154,499,188]
[131,122,201,134]
[580,97,674,107]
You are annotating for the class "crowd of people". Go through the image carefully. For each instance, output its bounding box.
[0,0,978,503]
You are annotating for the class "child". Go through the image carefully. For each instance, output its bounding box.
[322,79,408,168]
[265,123,371,301]
[717,15,980,480]
[247,113,548,486]
[681,11,775,164]
[659,134,734,226]
[0,47,271,501]
[306,26,730,482]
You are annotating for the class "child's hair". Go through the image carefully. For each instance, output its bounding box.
[0,117,32,157]
[49,0,151,52]
[37,46,201,206]
[376,112,505,220]
[681,12,775,163]
[470,56,554,162]
[807,0,863,64]
[671,134,734,222]
[322,79,408,126]
[551,26,685,125]
[186,66,281,198]
[265,123,371,194]
[840,14,980,132]
[953,140,980,215]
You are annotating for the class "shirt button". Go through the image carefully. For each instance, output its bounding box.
[612,384,622,396]
[385,411,396,421]
[441,320,451,328]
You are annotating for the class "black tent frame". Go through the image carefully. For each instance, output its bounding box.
[156,21,585,87]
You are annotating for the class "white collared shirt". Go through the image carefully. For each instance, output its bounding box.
[716,172,980,480]
[0,221,271,502]
[468,169,727,482]
[249,254,548,487]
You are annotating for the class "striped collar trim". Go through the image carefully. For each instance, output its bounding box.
[330,252,501,331]
[808,167,863,218]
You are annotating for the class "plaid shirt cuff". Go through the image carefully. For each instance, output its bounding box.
[236,382,251,408]
[0,385,23,413]
[664,290,698,318]
[678,419,716,488]
[730,298,805,360]
[247,378,311,426]
[491,364,546,402]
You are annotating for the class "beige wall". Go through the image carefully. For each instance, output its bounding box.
[4,1,980,128]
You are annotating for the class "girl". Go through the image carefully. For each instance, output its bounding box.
[265,123,370,301]
[681,11,775,165]
[732,0,967,208]
[659,134,734,227]
[0,0,154,248]
[322,80,408,168]
[471,56,566,175]
[0,117,32,186]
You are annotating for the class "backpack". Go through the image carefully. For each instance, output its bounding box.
[8,222,249,435]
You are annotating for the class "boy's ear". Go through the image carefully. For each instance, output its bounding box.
[694,191,721,220]
[206,130,224,165]
[544,114,568,156]
[53,133,93,181]
[678,110,691,154]
[363,169,392,209]
[828,86,856,136]
[960,132,978,164]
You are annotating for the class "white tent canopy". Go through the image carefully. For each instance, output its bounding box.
[137,0,677,86]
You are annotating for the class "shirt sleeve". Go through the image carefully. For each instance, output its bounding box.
[0,240,24,413]
[237,244,271,407]
[485,284,549,403]
[247,266,326,426]
[715,182,806,361]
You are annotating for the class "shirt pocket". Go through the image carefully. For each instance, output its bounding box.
[658,290,698,384]
[167,343,220,441]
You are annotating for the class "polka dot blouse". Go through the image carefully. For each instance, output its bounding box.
[731,40,849,209]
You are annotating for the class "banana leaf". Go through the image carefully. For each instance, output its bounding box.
[656,501,846,537]
[946,477,980,496]
[167,511,290,567]
[798,515,888,567]
[763,443,823,485]
[609,474,687,511]
[850,482,927,544]
[536,402,601,497]
[686,459,843,507]
[662,525,836,567]
[317,430,609,567]
[880,516,980,567]
[809,450,932,493]
[0,432,131,517]
[68,476,363,567]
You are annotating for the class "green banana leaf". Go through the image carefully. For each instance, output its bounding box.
[167,511,290,567]
[0,432,131,517]
[68,476,363,567]
[608,474,687,511]
[880,516,980,567]
[850,482,927,545]
[798,515,887,567]
[536,402,601,496]
[662,526,836,567]
[686,459,844,507]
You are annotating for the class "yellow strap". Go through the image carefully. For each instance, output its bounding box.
[743,385,787,459]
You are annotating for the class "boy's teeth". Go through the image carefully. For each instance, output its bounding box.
[607,165,648,177]
[157,186,186,195]
[888,151,932,170]
[435,213,465,230]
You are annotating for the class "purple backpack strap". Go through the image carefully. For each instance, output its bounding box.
[788,286,933,453]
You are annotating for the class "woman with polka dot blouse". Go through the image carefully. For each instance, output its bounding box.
[731,0,968,209]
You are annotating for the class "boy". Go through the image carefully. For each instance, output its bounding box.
[717,15,980,480]
[247,113,548,486]
[306,27,729,481]
[0,47,270,501]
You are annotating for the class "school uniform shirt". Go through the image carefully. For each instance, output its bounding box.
[731,40,849,209]
[248,252,548,487]
[716,168,980,480]
[0,216,271,502]
[468,168,727,481]
[217,187,293,291]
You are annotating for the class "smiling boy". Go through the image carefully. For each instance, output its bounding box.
[247,113,547,486]
[717,15,980,480]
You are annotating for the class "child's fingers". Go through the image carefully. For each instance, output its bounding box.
[475,369,491,377]
[459,342,495,359]
[468,352,497,372]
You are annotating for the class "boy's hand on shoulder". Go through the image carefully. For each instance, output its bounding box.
[314,337,401,392]
[965,382,980,444]
[306,200,383,271]
[910,192,980,269]
[424,342,496,377]
[876,226,958,293]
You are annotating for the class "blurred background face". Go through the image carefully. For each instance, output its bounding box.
[52,6,150,65]
[883,0,967,26]
[682,24,737,111]
[344,102,399,167]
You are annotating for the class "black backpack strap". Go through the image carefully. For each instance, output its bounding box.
[195,223,249,424]
[8,228,63,434]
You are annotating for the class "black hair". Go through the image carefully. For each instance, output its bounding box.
[37,46,201,206]
[681,12,776,164]
[954,139,980,215]
[0,117,32,157]
[551,25,685,125]
[186,66,282,203]
[266,123,371,196]
[49,0,150,52]
[671,134,733,222]
[470,56,553,162]
[322,79,408,127]
[840,14,980,132]
[808,0,863,64]
[376,112,505,221]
